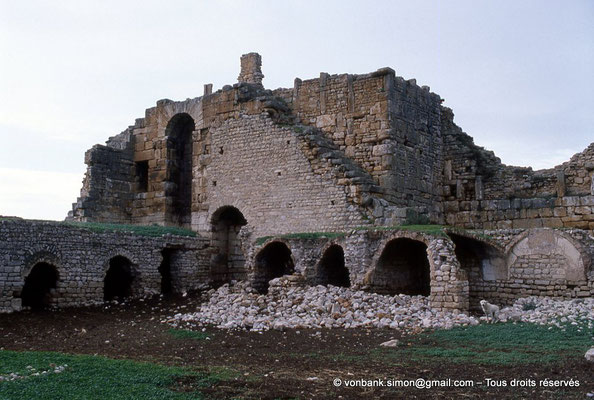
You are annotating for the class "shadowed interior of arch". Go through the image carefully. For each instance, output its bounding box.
[21,262,58,309]
[211,206,248,286]
[370,238,430,296]
[448,233,506,310]
[253,242,294,294]
[165,113,195,227]
[104,256,134,301]
[317,245,350,287]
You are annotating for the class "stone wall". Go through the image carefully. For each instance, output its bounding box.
[244,227,593,312]
[67,129,136,223]
[244,230,470,311]
[0,219,209,313]
[2,218,592,313]
[69,53,594,234]
[442,108,594,230]
[457,228,593,309]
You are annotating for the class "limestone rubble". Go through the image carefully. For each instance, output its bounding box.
[168,278,594,333]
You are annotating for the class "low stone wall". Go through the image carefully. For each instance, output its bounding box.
[2,219,592,314]
[0,219,209,312]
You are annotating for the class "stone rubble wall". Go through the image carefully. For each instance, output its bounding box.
[0,219,209,313]
[67,128,136,223]
[245,228,593,312]
[442,108,594,230]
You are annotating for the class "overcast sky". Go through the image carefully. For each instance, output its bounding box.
[1,0,592,221]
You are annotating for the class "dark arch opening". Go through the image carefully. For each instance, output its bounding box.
[317,245,350,287]
[166,113,195,227]
[104,256,134,301]
[159,249,174,295]
[448,233,505,310]
[211,206,248,286]
[371,238,430,296]
[253,242,294,294]
[21,262,58,309]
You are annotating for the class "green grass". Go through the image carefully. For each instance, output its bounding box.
[354,224,448,236]
[255,225,457,245]
[375,322,593,366]
[168,328,209,340]
[255,231,346,246]
[0,350,217,399]
[64,222,196,238]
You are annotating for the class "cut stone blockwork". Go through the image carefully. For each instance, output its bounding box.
[2,53,592,313]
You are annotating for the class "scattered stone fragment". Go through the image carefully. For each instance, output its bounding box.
[585,348,594,363]
[380,339,400,347]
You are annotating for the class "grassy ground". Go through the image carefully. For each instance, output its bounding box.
[0,351,207,399]
[64,222,196,237]
[375,322,593,366]
[0,297,591,399]
[168,328,210,340]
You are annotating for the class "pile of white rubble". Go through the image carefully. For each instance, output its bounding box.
[167,277,594,333]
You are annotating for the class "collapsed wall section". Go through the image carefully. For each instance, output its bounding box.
[442,108,594,230]
[281,69,445,218]
[67,129,136,223]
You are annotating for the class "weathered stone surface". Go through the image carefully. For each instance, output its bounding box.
[586,348,594,362]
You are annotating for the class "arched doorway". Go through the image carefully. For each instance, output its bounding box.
[211,206,247,286]
[253,242,294,294]
[370,238,431,296]
[448,233,505,310]
[21,262,58,309]
[317,245,350,287]
[165,113,195,227]
[104,256,134,301]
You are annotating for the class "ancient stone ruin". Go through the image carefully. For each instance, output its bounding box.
[1,53,593,313]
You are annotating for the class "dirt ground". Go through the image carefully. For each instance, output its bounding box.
[0,294,592,399]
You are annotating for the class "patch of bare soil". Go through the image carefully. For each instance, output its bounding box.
[0,294,592,399]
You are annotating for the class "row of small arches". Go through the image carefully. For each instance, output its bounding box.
[251,238,434,296]
[19,253,174,310]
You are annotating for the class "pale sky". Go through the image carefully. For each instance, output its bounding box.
[1,0,592,221]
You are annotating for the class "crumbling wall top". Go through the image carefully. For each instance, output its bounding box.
[238,52,264,85]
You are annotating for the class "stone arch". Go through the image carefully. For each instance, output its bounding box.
[165,112,195,227]
[159,248,175,295]
[103,255,138,301]
[316,244,350,287]
[447,232,506,310]
[22,250,63,281]
[21,262,59,309]
[367,233,433,296]
[506,229,588,284]
[252,240,295,294]
[210,206,248,286]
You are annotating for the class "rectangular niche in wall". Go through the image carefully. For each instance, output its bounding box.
[135,161,149,192]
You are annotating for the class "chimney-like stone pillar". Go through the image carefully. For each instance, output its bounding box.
[238,52,264,85]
